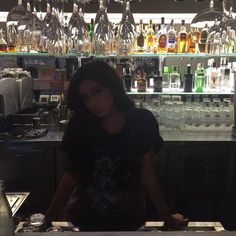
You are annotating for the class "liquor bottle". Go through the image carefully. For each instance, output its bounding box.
[154,71,163,92]
[221,67,230,92]
[183,64,193,92]
[123,67,132,92]
[88,18,95,53]
[177,20,187,53]
[208,61,220,91]
[195,63,205,92]
[136,19,145,52]
[167,19,177,53]
[170,65,180,90]
[0,29,8,52]
[147,71,155,89]
[146,20,155,52]
[162,66,170,89]
[137,71,147,92]
[157,17,168,53]
[193,28,200,53]
[0,180,14,236]
[198,24,209,53]
[187,28,196,53]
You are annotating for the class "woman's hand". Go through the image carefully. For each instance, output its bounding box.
[163,213,189,231]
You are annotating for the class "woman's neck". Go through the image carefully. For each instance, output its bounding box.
[102,108,125,134]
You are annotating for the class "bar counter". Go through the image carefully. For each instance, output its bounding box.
[15,231,236,236]
[1,127,236,144]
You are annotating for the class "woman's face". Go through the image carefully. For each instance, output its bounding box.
[78,79,116,118]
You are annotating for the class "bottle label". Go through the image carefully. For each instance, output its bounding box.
[154,78,162,92]
[137,34,145,47]
[180,33,187,40]
[159,35,167,48]
[168,33,176,44]
[147,35,154,44]
[137,81,146,92]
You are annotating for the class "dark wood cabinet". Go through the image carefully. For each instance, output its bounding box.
[156,143,236,230]
[0,144,55,213]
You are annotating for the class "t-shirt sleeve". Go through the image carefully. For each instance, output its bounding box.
[137,109,164,157]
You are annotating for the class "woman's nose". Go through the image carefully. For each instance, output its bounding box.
[86,97,98,108]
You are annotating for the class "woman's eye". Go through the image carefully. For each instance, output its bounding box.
[92,88,103,96]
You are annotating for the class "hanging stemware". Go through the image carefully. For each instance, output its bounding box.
[117,15,136,55]
[94,14,110,55]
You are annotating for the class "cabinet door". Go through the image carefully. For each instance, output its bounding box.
[0,147,54,213]
[167,145,233,224]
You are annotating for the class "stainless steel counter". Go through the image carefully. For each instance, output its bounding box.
[15,231,236,236]
[0,127,236,144]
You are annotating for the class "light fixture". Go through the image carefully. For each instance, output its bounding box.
[191,0,225,28]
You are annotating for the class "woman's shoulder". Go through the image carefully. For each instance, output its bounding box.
[127,108,155,120]
[126,108,157,128]
[65,114,94,136]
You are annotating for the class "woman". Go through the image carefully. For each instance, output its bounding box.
[46,60,188,231]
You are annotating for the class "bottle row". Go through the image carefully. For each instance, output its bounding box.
[140,97,234,130]
[122,59,235,94]
[2,0,236,55]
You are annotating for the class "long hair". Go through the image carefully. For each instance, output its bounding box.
[67,60,135,117]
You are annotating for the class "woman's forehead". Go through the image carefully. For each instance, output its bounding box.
[79,79,102,93]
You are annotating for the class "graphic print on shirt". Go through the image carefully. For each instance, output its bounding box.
[86,146,137,213]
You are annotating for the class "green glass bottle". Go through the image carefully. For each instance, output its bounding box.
[195,63,205,93]
[88,18,95,53]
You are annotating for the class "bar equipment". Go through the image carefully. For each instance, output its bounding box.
[0,77,18,116]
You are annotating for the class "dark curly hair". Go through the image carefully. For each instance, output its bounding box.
[67,60,135,117]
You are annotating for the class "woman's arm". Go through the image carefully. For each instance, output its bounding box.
[141,147,188,229]
[46,170,78,221]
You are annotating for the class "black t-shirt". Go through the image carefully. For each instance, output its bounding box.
[61,108,163,229]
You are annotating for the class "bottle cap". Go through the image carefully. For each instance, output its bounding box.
[164,66,169,73]
[172,65,178,72]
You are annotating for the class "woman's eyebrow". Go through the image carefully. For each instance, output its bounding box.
[90,85,102,92]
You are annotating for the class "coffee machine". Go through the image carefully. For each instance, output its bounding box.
[0,77,18,116]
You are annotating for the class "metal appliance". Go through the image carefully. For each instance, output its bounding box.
[0,77,18,116]
[16,75,32,111]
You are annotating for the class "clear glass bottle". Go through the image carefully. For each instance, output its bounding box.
[136,19,145,52]
[177,20,187,54]
[0,180,14,236]
[169,65,180,91]
[187,28,196,53]
[157,17,168,53]
[145,20,155,52]
[208,61,220,91]
[198,24,209,53]
[167,19,177,53]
